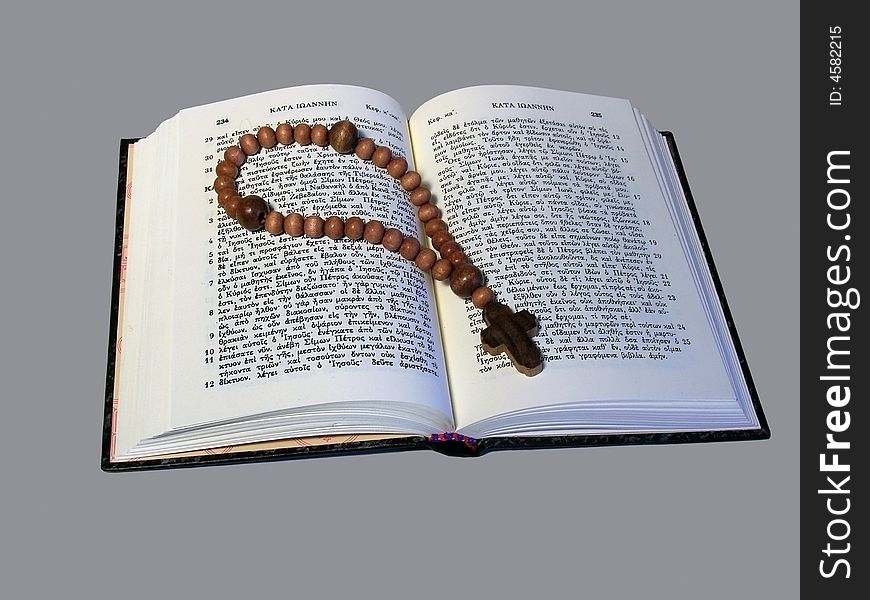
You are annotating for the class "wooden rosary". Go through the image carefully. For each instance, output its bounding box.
[213,120,543,376]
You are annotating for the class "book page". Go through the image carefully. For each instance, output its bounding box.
[409,86,735,430]
[167,85,451,431]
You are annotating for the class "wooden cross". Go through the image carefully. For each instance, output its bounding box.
[480,302,543,377]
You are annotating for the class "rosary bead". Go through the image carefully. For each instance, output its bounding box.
[382,228,404,252]
[430,229,453,250]
[216,160,239,179]
[294,123,312,145]
[415,248,437,272]
[450,264,483,297]
[304,215,324,238]
[239,133,260,156]
[328,120,359,154]
[324,215,345,240]
[471,286,495,308]
[439,240,462,258]
[400,171,421,191]
[311,124,329,147]
[217,187,237,207]
[431,258,453,281]
[224,145,247,167]
[448,251,469,266]
[265,211,285,235]
[371,146,392,168]
[224,195,241,219]
[399,237,421,261]
[417,203,440,222]
[257,126,277,149]
[364,220,385,244]
[424,218,448,237]
[213,175,236,192]
[275,123,295,145]
[284,212,304,237]
[237,195,269,231]
[409,187,431,206]
[344,216,365,240]
[386,157,408,179]
[354,138,376,160]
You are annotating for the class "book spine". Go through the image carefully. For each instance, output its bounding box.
[428,432,481,457]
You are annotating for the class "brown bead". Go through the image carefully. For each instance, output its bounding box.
[257,126,277,149]
[221,193,241,211]
[399,237,421,261]
[450,264,483,297]
[224,196,241,219]
[275,123,295,145]
[400,171,421,191]
[284,212,304,237]
[471,286,495,308]
[224,145,246,167]
[310,124,329,147]
[239,133,260,156]
[430,229,453,250]
[265,211,284,235]
[217,187,237,206]
[415,248,437,272]
[294,123,311,145]
[409,187,431,206]
[386,157,408,179]
[236,195,269,231]
[363,220,385,244]
[424,218,448,237]
[213,175,236,192]
[304,215,324,238]
[448,251,469,266]
[382,228,404,252]
[216,160,238,179]
[371,146,392,168]
[439,240,462,259]
[344,216,365,240]
[354,138,376,160]
[431,258,453,281]
[324,216,345,240]
[328,120,359,154]
[417,203,440,222]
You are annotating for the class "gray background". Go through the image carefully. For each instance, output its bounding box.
[0,1,797,597]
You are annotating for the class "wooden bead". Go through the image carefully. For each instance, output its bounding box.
[275,123,295,145]
[371,146,392,168]
[431,258,453,281]
[265,211,284,235]
[382,228,404,252]
[409,187,431,206]
[430,229,453,250]
[448,251,469,266]
[363,220,385,244]
[239,133,260,156]
[329,120,359,154]
[450,264,483,297]
[439,240,462,258]
[415,248,437,272]
[424,218,448,237]
[417,203,440,223]
[345,216,365,240]
[304,215,324,238]
[311,124,329,147]
[471,286,495,308]
[217,188,237,206]
[221,193,241,211]
[257,126,277,149]
[354,138,376,160]
[284,212,304,236]
[386,157,408,179]
[213,175,236,192]
[399,237,421,261]
[400,171,421,191]
[224,145,246,167]
[236,195,269,231]
[224,195,241,219]
[324,216,345,240]
[294,123,311,145]
[216,160,238,179]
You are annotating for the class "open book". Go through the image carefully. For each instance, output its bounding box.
[104,84,768,470]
